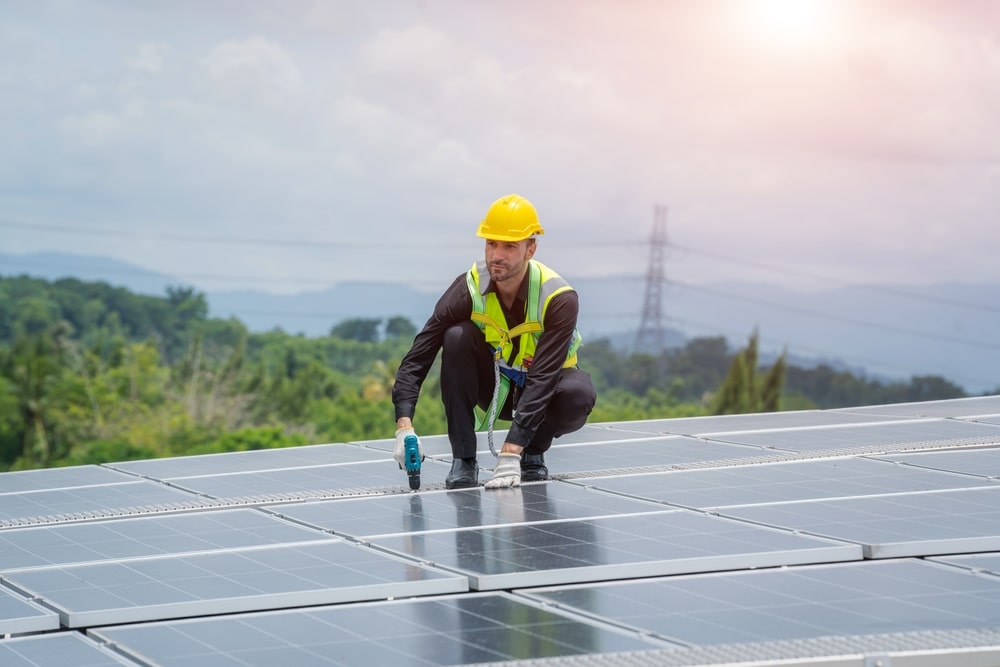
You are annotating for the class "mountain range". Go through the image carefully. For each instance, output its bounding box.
[3,251,998,395]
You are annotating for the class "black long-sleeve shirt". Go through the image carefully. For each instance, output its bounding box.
[393,267,580,447]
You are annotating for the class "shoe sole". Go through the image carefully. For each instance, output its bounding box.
[445,480,479,489]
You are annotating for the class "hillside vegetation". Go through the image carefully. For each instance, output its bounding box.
[0,275,971,471]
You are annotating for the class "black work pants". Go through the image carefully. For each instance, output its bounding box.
[440,320,596,459]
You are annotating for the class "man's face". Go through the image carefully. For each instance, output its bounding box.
[484,238,536,285]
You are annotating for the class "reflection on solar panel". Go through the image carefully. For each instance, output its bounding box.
[270,484,666,538]
[2,396,1000,666]
[370,511,860,589]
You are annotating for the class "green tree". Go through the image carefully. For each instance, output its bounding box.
[710,330,787,415]
[2,331,63,466]
[330,318,382,343]
[384,316,417,340]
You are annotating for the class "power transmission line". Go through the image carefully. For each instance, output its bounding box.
[0,219,641,251]
[659,278,1000,352]
[668,241,1000,315]
[7,217,997,313]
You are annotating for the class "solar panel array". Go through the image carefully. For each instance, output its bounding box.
[2,396,1000,666]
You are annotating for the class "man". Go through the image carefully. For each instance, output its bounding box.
[392,193,597,489]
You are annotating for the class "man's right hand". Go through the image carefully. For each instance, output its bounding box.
[394,427,423,468]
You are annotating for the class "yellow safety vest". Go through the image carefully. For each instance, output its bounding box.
[466,259,582,428]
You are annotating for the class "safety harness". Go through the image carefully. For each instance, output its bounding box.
[466,260,580,457]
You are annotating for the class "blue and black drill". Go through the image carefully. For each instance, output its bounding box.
[403,434,421,490]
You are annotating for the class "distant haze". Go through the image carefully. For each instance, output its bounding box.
[5,252,998,395]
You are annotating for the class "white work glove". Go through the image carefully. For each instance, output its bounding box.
[394,428,424,469]
[484,452,521,489]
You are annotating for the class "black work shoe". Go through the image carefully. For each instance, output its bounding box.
[520,453,549,482]
[445,458,479,489]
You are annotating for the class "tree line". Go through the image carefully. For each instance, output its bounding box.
[0,275,972,471]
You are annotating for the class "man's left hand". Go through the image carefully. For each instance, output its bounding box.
[484,452,521,489]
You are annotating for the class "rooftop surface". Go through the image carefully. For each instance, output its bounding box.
[2,396,1000,666]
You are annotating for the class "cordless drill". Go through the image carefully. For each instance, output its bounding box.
[403,434,421,490]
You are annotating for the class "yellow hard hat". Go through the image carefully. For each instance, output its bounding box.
[476,194,544,242]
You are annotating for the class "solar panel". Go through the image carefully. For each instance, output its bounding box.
[166,460,446,500]
[3,394,1000,666]
[569,457,999,509]
[520,559,1000,646]
[0,632,139,666]
[105,442,389,479]
[836,395,1000,418]
[269,484,665,538]
[0,481,208,527]
[929,551,1000,577]
[0,509,329,570]
[0,465,136,493]
[0,586,60,635]
[366,433,782,475]
[369,509,861,589]
[543,436,779,474]
[873,446,1000,479]
[3,541,467,627]
[720,486,1000,558]
[91,593,671,666]
[355,423,651,460]
[596,409,907,435]
[701,418,1000,454]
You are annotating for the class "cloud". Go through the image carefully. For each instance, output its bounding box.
[128,42,172,74]
[201,36,303,106]
[3,1,1000,291]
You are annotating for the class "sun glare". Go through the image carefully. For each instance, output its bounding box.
[740,0,841,52]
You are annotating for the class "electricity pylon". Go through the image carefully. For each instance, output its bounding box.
[634,204,668,355]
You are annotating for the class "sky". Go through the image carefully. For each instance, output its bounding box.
[2,0,999,296]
